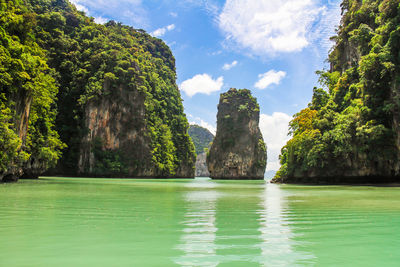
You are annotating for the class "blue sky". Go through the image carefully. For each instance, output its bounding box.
[70,0,342,171]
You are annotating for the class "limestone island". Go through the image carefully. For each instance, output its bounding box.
[188,125,214,177]
[272,0,400,185]
[207,88,267,180]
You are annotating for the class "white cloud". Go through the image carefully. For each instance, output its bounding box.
[190,118,216,135]
[94,16,108,24]
[180,0,221,16]
[69,0,147,28]
[169,12,178,17]
[199,121,216,135]
[254,70,286,89]
[166,24,175,31]
[203,1,220,16]
[151,24,176,37]
[209,50,222,56]
[310,0,342,53]
[70,0,111,24]
[259,112,292,171]
[218,0,324,55]
[70,0,89,13]
[180,74,224,97]
[222,60,238,70]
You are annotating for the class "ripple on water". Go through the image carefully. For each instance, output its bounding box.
[1,177,400,266]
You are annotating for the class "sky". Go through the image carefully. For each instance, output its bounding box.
[70,0,342,172]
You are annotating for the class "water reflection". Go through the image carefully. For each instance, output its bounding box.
[174,180,314,266]
[174,179,220,266]
[257,184,314,266]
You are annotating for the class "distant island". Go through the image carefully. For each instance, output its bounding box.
[188,125,214,177]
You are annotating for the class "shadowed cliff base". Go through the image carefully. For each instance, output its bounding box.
[210,176,266,180]
[272,175,400,185]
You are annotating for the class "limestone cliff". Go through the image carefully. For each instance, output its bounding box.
[73,38,195,178]
[0,0,64,182]
[0,92,31,182]
[195,153,210,177]
[78,88,153,177]
[207,88,267,180]
[23,0,196,178]
[273,0,400,184]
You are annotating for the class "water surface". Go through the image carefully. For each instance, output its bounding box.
[1,177,400,266]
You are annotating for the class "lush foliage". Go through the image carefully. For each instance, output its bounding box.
[188,125,214,155]
[0,0,64,179]
[24,0,195,177]
[0,0,195,179]
[275,0,400,181]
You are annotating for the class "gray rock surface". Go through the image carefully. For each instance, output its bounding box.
[195,152,210,177]
[207,88,267,180]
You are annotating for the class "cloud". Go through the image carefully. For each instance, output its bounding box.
[70,0,89,13]
[180,74,224,97]
[259,112,292,171]
[70,0,111,24]
[179,0,221,16]
[203,1,220,16]
[94,16,108,24]
[169,12,178,17]
[190,118,216,135]
[151,24,176,37]
[218,0,325,55]
[209,50,222,56]
[254,70,286,89]
[310,0,342,53]
[69,0,147,28]
[222,60,238,70]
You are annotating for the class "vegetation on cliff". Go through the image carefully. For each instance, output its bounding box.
[1,0,195,180]
[188,124,214,155]
[188,124,214,177]
[207,88,267,180]
[0,0,65,181]
[274,0,400,183]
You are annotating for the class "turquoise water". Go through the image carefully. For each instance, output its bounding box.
[1,177,400,266]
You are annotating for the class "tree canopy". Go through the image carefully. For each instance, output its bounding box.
[274,0,400,182]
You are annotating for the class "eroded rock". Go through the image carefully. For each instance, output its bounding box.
[207,88,267,180]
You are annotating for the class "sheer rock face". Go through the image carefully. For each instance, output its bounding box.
[0,93,31,182]
[1,92,33,182]
[393,82,400,176]
[195,152,210,177]
[1,91,49,181]
[207,88,267,180]
[78,85,195,178]
[78,88,155,177]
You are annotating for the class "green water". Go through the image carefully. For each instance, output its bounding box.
[1,178,400,266]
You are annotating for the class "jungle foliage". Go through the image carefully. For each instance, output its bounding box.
[0,0,65,179]
[275,0,400,181]
[1,0,195,179]
[188,125,214,155]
